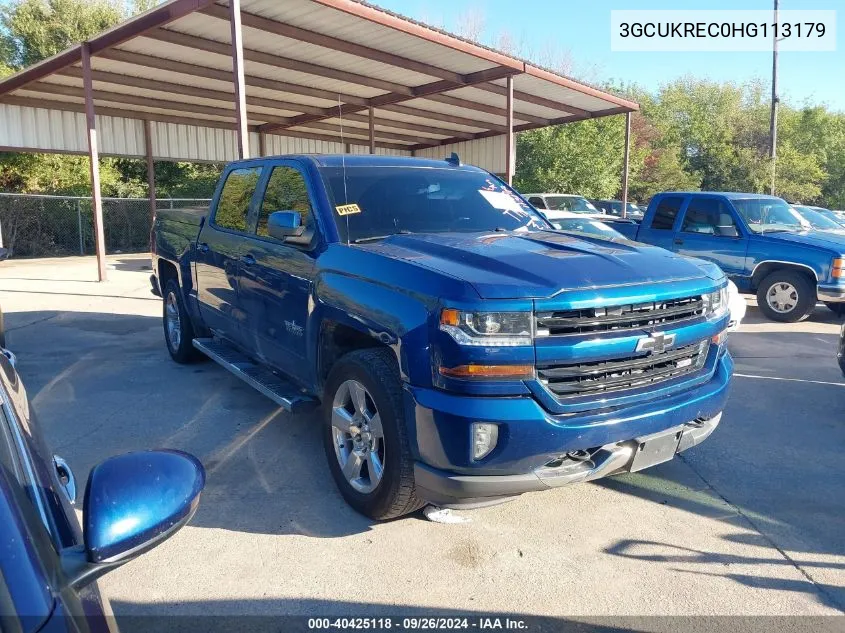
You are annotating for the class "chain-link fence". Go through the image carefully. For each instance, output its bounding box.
[0,193,211,258]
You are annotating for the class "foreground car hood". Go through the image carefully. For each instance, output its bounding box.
[359,231,721,299]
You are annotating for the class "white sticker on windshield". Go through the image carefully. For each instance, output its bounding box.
[478,189,525,213]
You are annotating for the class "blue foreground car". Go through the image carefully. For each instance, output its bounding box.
[0,352,205,632]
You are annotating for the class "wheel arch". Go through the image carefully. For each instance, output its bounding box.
[750,260,818,291]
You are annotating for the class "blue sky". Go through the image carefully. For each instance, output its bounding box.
[372,0,844,112]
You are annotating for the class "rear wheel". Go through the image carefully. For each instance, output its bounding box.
[756,271,816,323]
[163,278,202,363]
[322,347,423,520]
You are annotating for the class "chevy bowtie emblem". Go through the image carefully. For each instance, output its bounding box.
[636,331,676,354]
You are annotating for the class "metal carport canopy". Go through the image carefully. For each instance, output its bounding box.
[0,0,639,280]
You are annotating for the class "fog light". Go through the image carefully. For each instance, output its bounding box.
[472,423,499,461]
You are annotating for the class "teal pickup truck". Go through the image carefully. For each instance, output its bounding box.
[614,193,845,322]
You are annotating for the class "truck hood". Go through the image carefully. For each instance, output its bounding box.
[755,230,845,250]
[357,231,722,299]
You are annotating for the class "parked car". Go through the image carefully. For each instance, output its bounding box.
[536,209,627,239]
[590,199,644,221]
[792,205,845,234]
[612,193,845,322]
[804,205,845,228]
[838,322,845,377]
[0,349,205,630]
[151,155,733,520]
[524,193,599,214]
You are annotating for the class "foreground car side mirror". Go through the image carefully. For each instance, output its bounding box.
[62,450,205,588]
[267,210,305,239]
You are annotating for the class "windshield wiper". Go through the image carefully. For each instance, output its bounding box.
[353,230,412,244]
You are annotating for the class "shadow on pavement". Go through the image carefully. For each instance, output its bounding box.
[6,309,377,539]
[600,314,845,612]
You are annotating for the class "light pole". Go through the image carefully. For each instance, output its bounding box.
[769,0,779,195]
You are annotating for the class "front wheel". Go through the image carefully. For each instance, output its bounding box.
[162,279,202,363]
[756,271,816,323]
[322,348,423,520]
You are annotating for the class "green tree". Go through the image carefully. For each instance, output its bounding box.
[515,116,626,198]
[0,0,125,69]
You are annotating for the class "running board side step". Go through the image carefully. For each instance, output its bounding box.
[192,338,316,414]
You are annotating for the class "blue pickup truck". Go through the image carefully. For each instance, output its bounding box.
[613,192,845,322]
[151,155,733,519]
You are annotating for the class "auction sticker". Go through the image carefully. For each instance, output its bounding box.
[336,203,362,216]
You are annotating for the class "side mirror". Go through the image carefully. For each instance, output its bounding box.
[267,211,305,240]
[62,450,205,588]
[0,248,9,261]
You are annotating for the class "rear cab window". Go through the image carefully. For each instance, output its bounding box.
[213,167,262,232]
[650,196,685,230]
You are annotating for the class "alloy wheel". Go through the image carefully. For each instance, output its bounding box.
[330,379,385,494]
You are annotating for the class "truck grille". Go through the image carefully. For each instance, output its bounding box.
[538,340,709,399]
[536,295,704,336]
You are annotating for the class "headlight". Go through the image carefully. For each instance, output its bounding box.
[440,309,532,346]
[702,286,729,319]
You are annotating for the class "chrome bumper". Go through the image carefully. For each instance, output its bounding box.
[535,413,721,488]
[818,285,845,302]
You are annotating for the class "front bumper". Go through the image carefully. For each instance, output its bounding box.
[415,415,721,507]
[818,284,845,303]
[407,352,733,507]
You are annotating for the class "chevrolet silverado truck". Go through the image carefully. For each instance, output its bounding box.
[150,155,733,520]
[613,192,845,322]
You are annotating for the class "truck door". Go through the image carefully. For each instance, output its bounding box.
[237,161,317,382]
[671,196,748,278]
[636,195,686,251]
[194,166,263,346]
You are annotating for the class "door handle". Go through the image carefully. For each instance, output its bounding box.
[241,254,256,266]
[197,242,209,253]
[53,455,76,505]
[673,238,684,245]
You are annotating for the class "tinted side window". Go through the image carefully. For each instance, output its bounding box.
[528,196,546,209]
[650,196,684,230]
[214,167,262,232]
[257,166,314,238]
[682,198,738,236]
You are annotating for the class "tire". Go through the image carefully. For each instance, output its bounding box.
[162,278,202,363]
[322,347,423,520]
[756,270,816,323]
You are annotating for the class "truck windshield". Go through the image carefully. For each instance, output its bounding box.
[543,196,597,213]
[732,198,810,234]
[319,166,550,243]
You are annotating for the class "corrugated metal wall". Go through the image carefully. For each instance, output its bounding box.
[415,135,506,174]
[0,104,146,156]
[0,103,500,169]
